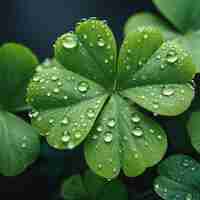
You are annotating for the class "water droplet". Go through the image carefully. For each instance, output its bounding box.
[47,92,51,97]
[57,81,62,86]
[157,135,162,140]
[132,127,144,137]
[96,126,103,132]
[62,135,70,142]
[92,134,98,140]
[33,77,40,82]
[107,119,116,128]
[166,55,178,63]
[104,132,113,143]
[162,87,174,96]
[68,142,75,149]
[131,114,141,123]
[97,38,105,47]
[75,132,81,139]
[104,59,109,64]
[98,164,103,169]
[83,34,87,39]
[21,143,27,148]
[143,34,148,39]
[185,193,192,200]
[51,76,58,81]
[87,109,95,119]
[153,102,159,109]
[61,117,69,125]
[49,119,54,124]
[32,111,39,118]
[78,81,89,93]
[62,33,78,49]
[53,88,60,93]
[64,96,68,100]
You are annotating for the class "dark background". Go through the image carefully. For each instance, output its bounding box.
[0,0,162,199]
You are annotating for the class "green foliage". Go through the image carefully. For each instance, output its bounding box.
[0,43,40,176]
[187,111,200,153]
[154,154,200,200]
[27,19,196,179]
[124,0,200,72]
[61,170,128,200]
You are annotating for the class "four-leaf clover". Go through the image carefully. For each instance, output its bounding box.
[27,19,196,179]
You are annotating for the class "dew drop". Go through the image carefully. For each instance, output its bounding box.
[78,81,89,93]
[185,193,192,200]
[51,76,58,81]
[107,119,116,128]
[96,126,103,132]
[162,87,174,96]
[104,132,113,143]
[62,33,78,49]
[53,88,60,93]
[131,114,141,123]
[87,109,95,119]
[62,135,70,142]
[61,117,69,125]
[132,127,144,137]
[97,38,105,47]
[64,96,68,100]
[166,55,178,63]
[49,119,54,124]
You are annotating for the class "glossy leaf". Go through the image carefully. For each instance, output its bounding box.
[0,43,38,112]
[122,84,194,116]
[54,19,117,89]
[153,0,200,33]
[154,155,200,200]
[0,111,40,176]
[85,95,167,179]
[27,20,195,179]
[124,12,178,40]
[187,111,200,153]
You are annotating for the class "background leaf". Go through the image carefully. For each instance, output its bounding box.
[187,111,200,153]
[153,0,200,33]
[0,43,38,112]
[154,155,200,200]
[0,111,40,176]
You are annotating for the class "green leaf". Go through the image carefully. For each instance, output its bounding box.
[27,20,195,179]
[0,111,40,176]
[122,84,194,116]
[176,30,200,73]
[153,0,200,33]
[54,19,117,89]
[0,43,38,112]
[27,60,108,149]
[84,95,167,179]
[187,111,200,153]
[154,155,200,200]
[117,27,164,90]
[61,170,128,200]
[61,175,88,200]
[124,12,178,40]
[97,179,128,200]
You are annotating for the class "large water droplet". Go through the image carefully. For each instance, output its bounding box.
[62,33,78,49]
[78,81,89,93]
[162,87,174,96]
[132,127,144,137]
[104,132,113,143]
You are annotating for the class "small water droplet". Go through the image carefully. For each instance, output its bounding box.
[97,38,105,47]
[132,127,144,137]
[61,117,69,125]
[98,164,103,169]
[51,76,58,81]
[185,193,192,200]
[162,87,174,96]
[143,34,148,39]
[64,96,68,100]
[166,55,178,63]
[53,88,60,93]
[62,135,70,142]
[49,119,54,124]
[96,126,103,132]
[21,143,27,148]
[62,33,78,49]
[131,114,141,123]
[87,109,95,119]
[78,81,89,93]
[107,119,116,128]
[104,132,113,143]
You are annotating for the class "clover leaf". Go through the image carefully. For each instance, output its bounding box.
[61,170,128,200]
[154,154,200,200]
[187,111,200,153]
[124,0,200,72]
[27,19,196,179]
[0,43,40,176]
